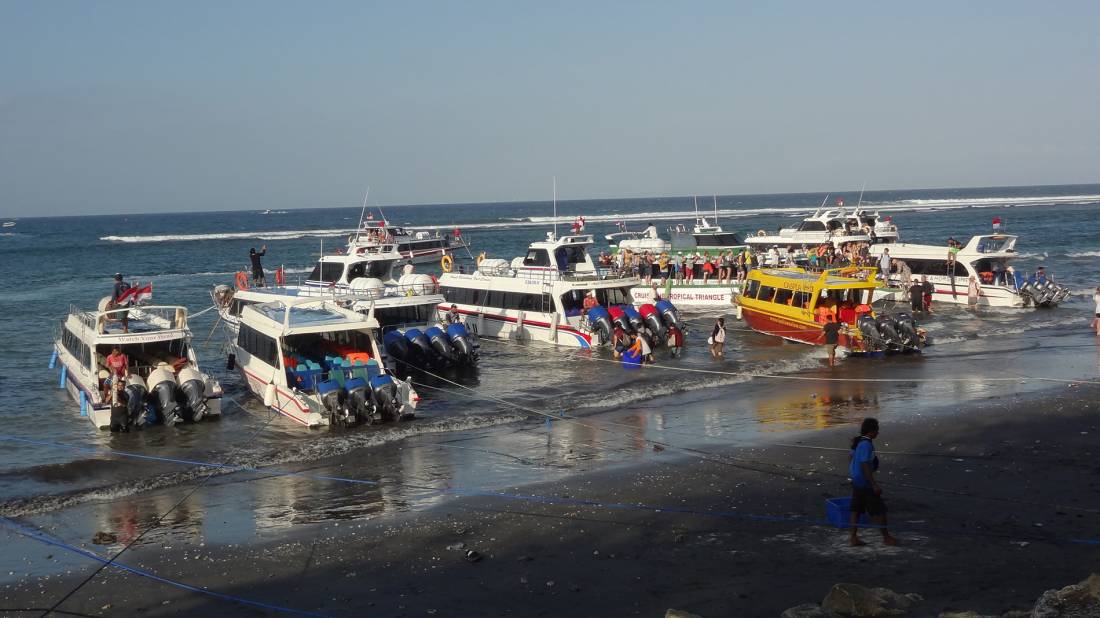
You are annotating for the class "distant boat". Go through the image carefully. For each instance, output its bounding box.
[2,221,15,228]
[259,209,272,215]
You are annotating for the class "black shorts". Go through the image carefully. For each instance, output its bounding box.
[851,486,887,517]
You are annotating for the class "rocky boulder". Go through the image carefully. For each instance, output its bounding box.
[820,583,923,616]
[1032,574,1100,618]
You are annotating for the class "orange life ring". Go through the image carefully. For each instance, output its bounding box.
[274,267,286,285]
[235,271,249,290]
[440,254,454,273]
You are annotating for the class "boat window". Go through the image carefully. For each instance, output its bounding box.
[523,249,551,267]
[797,220,827,232]
[595,287,632,306]
[442,286,485,306]
[229,298,256,317]
[905,259,953,277]
[757,285,776,302]
[562,246,587,264]
[560,290,588,316]
[307,262,344,283]
[61,326,93,369]
[774,288,793,305]
[284,330,374,367]
[485,290,507,308]
[792,291,812,308]
[237,324,280,367]
[346,260,392,281]
[743,279,760,299]
[376,304,436,328]
[709,232,744,246]
[976,237,1008,253]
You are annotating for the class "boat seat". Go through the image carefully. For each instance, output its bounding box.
[365,360,381,379]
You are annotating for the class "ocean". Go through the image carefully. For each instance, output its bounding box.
[1,183,1099,527]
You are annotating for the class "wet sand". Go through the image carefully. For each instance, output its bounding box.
[3,380,1099,617]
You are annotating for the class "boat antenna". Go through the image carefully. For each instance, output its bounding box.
[693,195,699,221]
[353,187,370,243]
[815,193,829,216]
[713,194,719,223]
[553,176,558,239]
[856,181,866,209]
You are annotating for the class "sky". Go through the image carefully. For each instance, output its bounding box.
[1,1,1098,217]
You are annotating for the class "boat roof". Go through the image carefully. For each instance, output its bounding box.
[67,305,191,344]
[240,297,379,337]
[870,234,1017,259]
[529,232,595,250]
[233,286,443,307]
[750,267,880,291]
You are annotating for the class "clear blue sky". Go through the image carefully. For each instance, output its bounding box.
[1,1,1098,216]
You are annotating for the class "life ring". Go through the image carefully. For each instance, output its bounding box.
[756,229,767,237]
[274,267,286,286]
[441,254,454,273]
[235,271,249,290]
[476,251,486,266]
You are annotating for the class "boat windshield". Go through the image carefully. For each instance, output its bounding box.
[346,260,393,280]
[975,237,1011,253]
[798,220,828,232]
[257,305,351,327]
[307,262,344,283]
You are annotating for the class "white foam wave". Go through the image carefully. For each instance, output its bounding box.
[884,194,1100,208]
[1067,251,1100,258]
[101,228,359,243]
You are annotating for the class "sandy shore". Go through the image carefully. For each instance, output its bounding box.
[3,380,1099,617]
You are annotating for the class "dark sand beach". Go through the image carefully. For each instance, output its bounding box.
[4,379,1098,617]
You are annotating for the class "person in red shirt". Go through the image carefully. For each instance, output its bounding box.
[667,325,684,358]
[102,346,129,401]
[582,291,599,314]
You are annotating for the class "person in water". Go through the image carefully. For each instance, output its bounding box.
[1092,286,1100,336]
[667,325,684,358]
[709,317,725,358]
[109,381,130,433]
[249,245,268,287]
[848,418,898,547]
[612,326,628,359]
[820,314,842,366]
[967,275,981,308]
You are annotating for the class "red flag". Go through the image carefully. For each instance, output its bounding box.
[129,283,153,304]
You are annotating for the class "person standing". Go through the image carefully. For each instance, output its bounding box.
[110,273,131,333]
[967,275,981,309]
[1092,287,1100,336]
[848,418,898,547]
[709,317,726,358]
[249,245,268,287]
[820,314,842,366]
[878,248,891,281]
[667,325,684,358]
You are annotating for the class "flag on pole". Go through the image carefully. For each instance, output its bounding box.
[117,283,153,304]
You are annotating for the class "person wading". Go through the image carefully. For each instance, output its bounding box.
[820,314,842,366]
[709,317,726,358]
[848,418,898,547]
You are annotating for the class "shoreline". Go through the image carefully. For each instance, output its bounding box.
[4,381,1099,616]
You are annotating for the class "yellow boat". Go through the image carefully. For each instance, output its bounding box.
[736,267,919,353]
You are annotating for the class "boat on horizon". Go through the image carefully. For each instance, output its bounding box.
[52,301,223,429]
[348,214,470,266]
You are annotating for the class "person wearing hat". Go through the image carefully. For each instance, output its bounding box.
[110,273,131,333]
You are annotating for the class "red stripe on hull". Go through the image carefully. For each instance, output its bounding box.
[741,307,863,351]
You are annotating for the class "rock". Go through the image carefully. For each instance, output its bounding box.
[91,532,117,545]
[937,612,999,618]
[446,543,466,551]
[781,603,841,617]
[665,610,704,618]
[820,583,923,616]
[1032,574,1100,618]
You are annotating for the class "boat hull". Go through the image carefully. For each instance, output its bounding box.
[740,306,863,351]
[437,305,594,349]
[629,283,741,307]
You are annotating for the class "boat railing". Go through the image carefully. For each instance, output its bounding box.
[820,267,880,283]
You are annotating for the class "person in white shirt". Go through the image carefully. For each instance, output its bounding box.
[1093,287,1100,336]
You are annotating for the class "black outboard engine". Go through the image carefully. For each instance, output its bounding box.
[1017,281,1034,307]
[446,323,478,365]
[875,315,903,351]
[585,307,613,345]
[893,312,920,349]
[425,326,456,366]
[145,366,181,425]
[404,328,436,367]
[124,375,149,427]
[383,331,411,363]
[343,377,376,425]
[655,300,684,331]
[608,306,633,334]
[370,375,400,421]
[622,306,645,334]
[177,367,209,422]
[857,315,885,352]
[317,379,350,425]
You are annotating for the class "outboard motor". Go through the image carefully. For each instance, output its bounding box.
[638,303,667,344]
[145,365,181,425]
[446,323,478,365]
[655,300,683,331]
[607,305,633,334]
[317,379,349,425]
[403,328,436,367]
[383,330,411,363]
[370,375,400,421]
[1053,285,1071,303]
[1017,281,1034,306]
[343,377,376,425]
[857,315,885,352]
[425,326,456,365]
[586,306,613,345]
[1035,281,1056,306]
[621,305,644,334]
[875,315,903,351]
[893,312,920,349]
[177,367,209,422]
[123,374,150,427]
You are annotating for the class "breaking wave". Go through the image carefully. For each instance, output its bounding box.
[101,228,359,243]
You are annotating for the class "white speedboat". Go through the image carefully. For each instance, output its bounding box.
[347,217,469,265]
[745,204,873,252]
[436,232,684,348]
[869,233,1069,308]
[52,302,222,429]
[228,297,418,428]
[214,247,478,370]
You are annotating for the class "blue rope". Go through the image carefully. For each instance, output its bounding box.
[3,434,1099,546]
[0,517,334,618]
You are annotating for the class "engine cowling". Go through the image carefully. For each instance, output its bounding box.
[446,323,478,365]
[370,375,400,421]
[586,306,613,345]
[607,305,633,334]
[893,312,919,348]
[857,315,884,352]
[638,304,666,343]
[621,305,644,334]
[343,377,375,424]
[177,367,209,422]
[145,366,181,425]
[425,326,456,365]
[124,375,149,427]
[317,379,348,425]
[403,328,435,367]
[655,300,683,330]
[875,315,902,350]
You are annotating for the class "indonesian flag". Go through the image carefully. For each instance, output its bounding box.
[453,227,462,238]
[836,197,845,207]
[992,217,1002,230]
[118,283,153,304]
[367,212,374,220]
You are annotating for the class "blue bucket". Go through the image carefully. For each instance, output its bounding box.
[825,497,870,529]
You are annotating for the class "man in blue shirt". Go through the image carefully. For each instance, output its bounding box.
[848,418,898,546]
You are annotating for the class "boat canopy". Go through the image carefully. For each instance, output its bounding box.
[241,298,379,337]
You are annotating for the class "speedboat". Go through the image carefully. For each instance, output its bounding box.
[347,216,469,265]
[869,233,1069,308]
[736,267,923,354]
[436,232,684,348]
[214,246,478,370]
[744,202,873,253]
[52,301,223,429]
[227,297,418,428]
